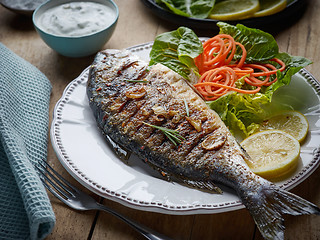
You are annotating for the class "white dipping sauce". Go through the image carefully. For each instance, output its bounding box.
[37,2,116,37]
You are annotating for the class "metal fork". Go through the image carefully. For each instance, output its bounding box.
[37,160,171,240]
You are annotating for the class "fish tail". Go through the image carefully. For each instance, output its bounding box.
[242,185,320,240]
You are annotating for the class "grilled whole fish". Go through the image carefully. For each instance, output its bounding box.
[87,49,320,240]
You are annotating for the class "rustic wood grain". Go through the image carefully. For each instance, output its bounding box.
[1,0,320,239]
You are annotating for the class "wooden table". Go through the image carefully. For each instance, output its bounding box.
[1,0,320,239]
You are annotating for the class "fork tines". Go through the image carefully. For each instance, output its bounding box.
[37,160,76,201]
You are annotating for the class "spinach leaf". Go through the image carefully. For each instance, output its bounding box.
[149,27,203,80]
[155,0,215,19]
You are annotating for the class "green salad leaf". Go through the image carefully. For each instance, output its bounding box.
[264,52,313,98]
[208,92,272,138]
[149,26,203,80]
[155,0,215,19]
[217,22,279,62]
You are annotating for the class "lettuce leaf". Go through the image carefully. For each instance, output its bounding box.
[149,26,203,80]
[208,92,270,138]
[155,0,215,19]
[217,22,279,62]
[264,52,313,98]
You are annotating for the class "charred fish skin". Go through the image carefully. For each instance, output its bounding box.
[87,49,320,240]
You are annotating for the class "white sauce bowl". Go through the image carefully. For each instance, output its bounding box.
[33,0,119,57]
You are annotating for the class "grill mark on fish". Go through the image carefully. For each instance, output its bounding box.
[87,49,320,240]
[120,100,147,133]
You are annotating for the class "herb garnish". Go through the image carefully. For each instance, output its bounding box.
[123,79,148,83]
[142,122,185,146]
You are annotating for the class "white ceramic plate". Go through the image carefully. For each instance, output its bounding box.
[51,42,320,215]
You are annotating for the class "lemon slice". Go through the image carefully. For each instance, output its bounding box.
[257,110,309,143]
[241,130,300,180]
[209,0,260,21]
[253,0,287,17]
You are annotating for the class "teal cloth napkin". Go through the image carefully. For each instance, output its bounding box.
[0,43,55,239]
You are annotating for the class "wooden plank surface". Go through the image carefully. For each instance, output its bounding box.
[1,0,320,239]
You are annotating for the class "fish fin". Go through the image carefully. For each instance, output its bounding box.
[243,184,320,240]
[181,179,223,194]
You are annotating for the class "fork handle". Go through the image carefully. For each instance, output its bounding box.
[96,202,172,240]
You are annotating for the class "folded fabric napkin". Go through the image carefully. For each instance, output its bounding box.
[0,43,55,240]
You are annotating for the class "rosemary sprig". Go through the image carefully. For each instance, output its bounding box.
[184,99,189,117]
[123,79,148,83]
[142,122,185,146]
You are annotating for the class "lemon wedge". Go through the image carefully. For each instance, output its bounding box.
[209,0,260,21]
[257,110,309,143]
[253,0,287,17]
[241,129,300,180]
